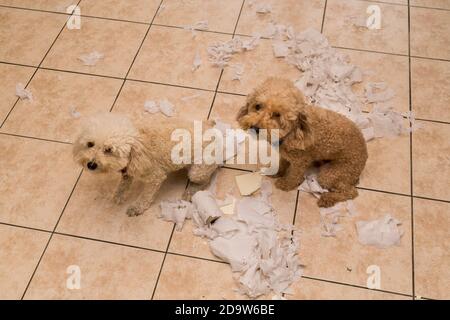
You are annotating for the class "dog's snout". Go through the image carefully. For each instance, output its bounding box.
[251,126,260,134]
[87,161,98,171]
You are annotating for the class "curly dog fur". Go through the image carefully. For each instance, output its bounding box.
[237,77,368,208]
[73,113,218,217]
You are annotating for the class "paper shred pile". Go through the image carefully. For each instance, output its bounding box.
[356,214,403,248]
[159,179,302,299]
[15,83,33,101]
[144,99,175,117]
[78,51,104,66]
[207,36,260,68]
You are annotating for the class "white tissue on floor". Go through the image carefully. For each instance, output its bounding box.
[207,35,260,68]
[158,179,302,298]
[356,214,403,248]
[144,99,175,117]
[78,51,104,66]
[15,83,33,101]
[255,4,272,14]
[69,106,81,118]
[160,200,194,231]
[192,51,202,71]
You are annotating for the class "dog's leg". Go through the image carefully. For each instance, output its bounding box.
[316,159,361,208]
[126,175,166,217]
[183,164,218,201]
[271,157,290,178]
[114,175,133,205]
[275,158,311,191]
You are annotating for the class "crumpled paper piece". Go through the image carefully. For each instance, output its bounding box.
[15,83,33,101]
[144,99,175,117]
[356,214,403,248]
[78,51,104,66]
[160,200,194,231]
[255,4,272,14]
[69,106,81,118]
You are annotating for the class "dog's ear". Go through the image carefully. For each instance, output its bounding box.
[236,104,249,121]
[284,110,313,150]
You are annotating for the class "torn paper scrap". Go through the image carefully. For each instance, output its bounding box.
[160,200,194,231]
[192,51,202,71]
[181,93,201,101]
[272,41,289,58]
[207,36,259,68]
[78,51,104,66]
[144,99,175,117]
[191,190,223,225]
[231,63,244,81]
[235,172,262,196]
[319,203,345,237]
[69,106,81,118]
[356,214,403,248]
[15,83,33,101]
[255,4,272,14]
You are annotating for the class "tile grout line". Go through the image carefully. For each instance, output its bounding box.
[321,0,328,33]
[20,168,83,300]
[407,0,416,300]
[0,1,82,129]
[108,0,165,113]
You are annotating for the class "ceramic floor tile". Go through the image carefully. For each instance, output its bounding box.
[411,7,450,60]
[79,0,161,23]
[24,234,164,299]
[153,254,245,299]
[1,69,123,142]
[0,135,81,230]
[411,58,450,123]
[359,134,411,195]
[0,0,75,12]
[414,198,450,300]
[56,170,187,251]
[112,80,214,122]
[0,63,35,124]
[129,26,230,90]
[0,225,50,300]
[324,0,408,55]
[236,0,325,37]
[412,121,450,201]
[154,0,243,34]
[42,16,148,78]
[338,48,410,113]
[290,277,411,300]
[169,167,297,260]
[295,189,412,295]
[218,38,301,95]
[411,0,450,10]
[0,7,67,65]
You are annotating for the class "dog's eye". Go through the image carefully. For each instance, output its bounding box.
[254,104,262,111]
[273,112,280,118]
[104,147,112,154]
[87,142,94,148]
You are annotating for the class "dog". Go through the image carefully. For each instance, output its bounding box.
[237,77,368,208]
[73,113,218,216]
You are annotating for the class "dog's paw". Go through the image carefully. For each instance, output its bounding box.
[126,205,144,217]
[317,192,339,208]
[275,178,297,191]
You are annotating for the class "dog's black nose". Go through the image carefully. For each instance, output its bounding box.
[251,126,260,134]
[87,161,97,171]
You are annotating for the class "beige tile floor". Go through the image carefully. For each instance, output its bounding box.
[0,0,448,300]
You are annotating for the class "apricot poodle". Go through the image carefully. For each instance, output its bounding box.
[237,77,368,208]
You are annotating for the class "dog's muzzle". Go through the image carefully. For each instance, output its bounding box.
[87,161,98,171]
